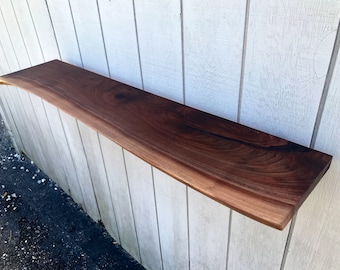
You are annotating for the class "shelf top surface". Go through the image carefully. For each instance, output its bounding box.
[0,60,332,230]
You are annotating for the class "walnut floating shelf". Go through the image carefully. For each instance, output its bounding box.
[0,60,332,230]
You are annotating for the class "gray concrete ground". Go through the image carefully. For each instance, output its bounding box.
[0,115,144,269]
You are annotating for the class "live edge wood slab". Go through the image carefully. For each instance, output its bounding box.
[0,60,332,230]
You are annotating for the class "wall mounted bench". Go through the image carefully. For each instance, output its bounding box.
[0,60,332,230]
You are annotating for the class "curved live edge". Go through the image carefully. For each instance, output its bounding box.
[0,60,332,230]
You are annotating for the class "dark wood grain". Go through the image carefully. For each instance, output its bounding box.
[0,60,332,230]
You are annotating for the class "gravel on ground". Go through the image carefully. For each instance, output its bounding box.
[0,115,144,270]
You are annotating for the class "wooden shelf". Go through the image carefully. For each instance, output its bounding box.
[0,60,332,230]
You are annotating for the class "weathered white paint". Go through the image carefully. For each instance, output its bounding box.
[43,101,85,206]
[12,88,49,173]
[241,0,340,146]
[98,0,143,89]
[98,134,140,260]
[28,93,70,194]
[153,168,189,270]
[11,0,44,66]
[46,0,82,66]
[69,0,109,77]
[183,0,246,120]
[134,0,183,102]
[124,150,163,270]
[1,88,29,155]
[0,90,21,153]
[0,0,31,69]
[78,121,119,241]
[0,45,23,151]
[228,212,290,270]
[284,47,340,270]
[0,14,20,72]
[58,111,100,221]
[188,187,230,269]
[26,0,60,61]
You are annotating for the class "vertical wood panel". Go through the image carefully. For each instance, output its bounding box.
[0,13,20,72]
[0,88,22,153]
[43,101,85,207]
[134,0,183,102]
[284,47,340,270]
[188,188,230,269]
[0,44,23,151]
[99,134,140,260]
[0,0,31,69]
[183,0,246,120]
[98,0,142,89]
[78,122,119,240]
[153,168,189,270]
[46,0,82,66]
[11,0,44,66]
[26,0,60,61]
[124,150,162,270]
[28,93,70,194]
[228,212,289,270]
[69,0,109,77]
[241,0,340,145]
[59,111,100,221]
[2,87,31,157]
[11,89,48,171]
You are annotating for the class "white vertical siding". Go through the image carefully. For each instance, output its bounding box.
[0,1,340,270]
[134,0,183,102]
[43,101,84,206]
[26,0,60,61]
[58,112,100,221]
[46,0,82,66]
[240,0,339,145]
[153,168,189,270]
[183,0,246,120]
[124,150,163,270]
[78,121,119,240]
[98,0,143,89]
[98,134,140,260]
[228,212,289,270]
[69,0,109,77]
[11,0,44,65]
[188,188,230,269]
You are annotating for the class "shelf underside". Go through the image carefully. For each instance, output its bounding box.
[0,60,332,230]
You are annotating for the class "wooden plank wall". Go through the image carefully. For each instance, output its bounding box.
[0,0,339,269]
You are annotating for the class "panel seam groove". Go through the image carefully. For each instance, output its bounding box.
[9,0,32,67]
[41,99,71,195]
[151,167,164,270]
[26,0,45,61]
[76,120,101,221]
[225,210,233,270]
[180,0,186,104]
[280,213,297,270]
[132,0,145,90]
[97,133,121,243]
[96,0,111,78]
[186,187,191,270]
[44,0,62,60]
[122,149,142,262]
[67,0,84,68]
[237,0,250,123]
[0,7,21,70]
[58,110,86,210]
[310,20,340,148]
